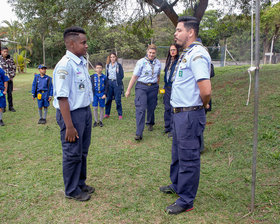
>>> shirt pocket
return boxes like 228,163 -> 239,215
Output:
74,74 -> 86,92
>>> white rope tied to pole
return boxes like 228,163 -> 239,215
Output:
246,66 -> 256,106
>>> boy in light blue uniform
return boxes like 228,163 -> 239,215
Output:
160,16 -> 211,215
0,67 -> 9,126
31,64 -> 53,124
125,44 -> 161,140
53,26 -> 94,201
90,62 -> 108,127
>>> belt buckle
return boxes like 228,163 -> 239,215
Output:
147,83 -> 152,86
173,108 -> 180,113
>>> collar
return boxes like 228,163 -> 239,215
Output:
144,56 -> 156,64
66,50 -> 87,65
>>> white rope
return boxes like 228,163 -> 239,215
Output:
246,67 -> 256,106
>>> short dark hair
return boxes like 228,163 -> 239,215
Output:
178,16 -> 199,36
63,26 -> 86,40
1,46 -> 8,51
95,62 -> 103,68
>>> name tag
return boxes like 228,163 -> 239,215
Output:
79,82 -> 85,91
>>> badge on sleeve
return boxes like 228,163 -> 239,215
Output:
179,71 -> 183,77
183,58 -> 187,63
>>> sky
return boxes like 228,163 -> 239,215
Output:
0,0 -> 17,25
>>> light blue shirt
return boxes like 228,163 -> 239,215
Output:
108,63 -> 117,80
53,50 -> 93,111
133,57 -> 161,83
171,45 -> 211,107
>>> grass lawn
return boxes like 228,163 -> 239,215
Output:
0,64 -> 279,223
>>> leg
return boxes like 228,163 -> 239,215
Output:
114,85 -> 122,116
99,107 -> 104,122
93,107 -> 98,123
163,87 -> 172,132
170,118 -> 179,191
146,85 -> 159,126
135,86 -> 147,137
7,80 -> 14,110
105,82 -> 113,116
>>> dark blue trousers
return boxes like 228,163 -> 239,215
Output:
135,82 -> 159,137
163,86 -> 173,133
105,80 -> 122,116
56,106 -> 92,197
170,108 -> 206,208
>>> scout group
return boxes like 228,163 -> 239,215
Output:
0,16 -> 212,215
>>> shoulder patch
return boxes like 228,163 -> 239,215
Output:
57,70 -> 68,75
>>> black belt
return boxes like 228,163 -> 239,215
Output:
165,86 -> 172,89
173,106 -> 204,114
38,90 -> 46,93
109,79 -> 116,81
138,81 -> 157,86
97,91 -> 102,93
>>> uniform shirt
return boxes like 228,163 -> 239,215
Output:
0,67 -> 9,90
133,57 -> 161,83
91,73 -> 106,93
31,74 -> 53,97
0,55 -> 16,79
171,45 -> 211,108
108,63 -> 117,80
53,50 -> 93,111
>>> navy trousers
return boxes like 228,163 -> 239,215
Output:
170,108 -> 206,208
56,106 -> 92,197
134,82 -> 159,137
105,80 -> 122,116
163,86 -> 173,133
6,80 -> 13,109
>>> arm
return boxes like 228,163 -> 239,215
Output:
31,75 -> 37,99
197,79 -> 211,108
48,78 -> 53,101
58,97 -> 79,142
125,75 -> 138,98
3,81 -> 8,95
119,63 -> 124,80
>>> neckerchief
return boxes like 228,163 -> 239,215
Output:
171,40 -> 203,82
144,56 -> 156,78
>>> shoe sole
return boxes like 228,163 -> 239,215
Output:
165,207 -> 194,215
65,194 -> 91,201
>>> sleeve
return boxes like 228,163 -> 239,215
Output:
119,63 -> 124,80
11,59 -> 16,77
191,52 -> 210,82
90,75 -> 95,96
31,75 -> 37,95
157,60 -> 161,76
133,59 -> 143,77
49,77 -> 53,97
53,65 -> 71,98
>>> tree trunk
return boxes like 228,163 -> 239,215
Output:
194,0 -> 209,23
42,34 -> 46,65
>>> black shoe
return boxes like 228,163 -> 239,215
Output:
148,125 -> 153,131
81,185 -> 95,194
9,107 -> 16,112
168,132 -> 173,138
165,202 -> 194,215
164,129 -> 170,134
99,121 -> 103,127
41,119 -> 46,124
3,108 -> 6,113
159,185 -> 176,194
93,122 -> 98,127
65,191 -> 91,201
38,118 -> 43,124
134,135 -> 142,141
0,120 -> 5,126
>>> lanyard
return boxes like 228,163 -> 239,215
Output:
171,41 -> 203,82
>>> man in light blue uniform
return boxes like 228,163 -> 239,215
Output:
53,26 -> 94,201
125,44 -> 161,140
160,16 -> 212,214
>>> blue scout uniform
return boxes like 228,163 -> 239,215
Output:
0,68 -> 9,108
133,57 -> 161,137
53,50 -> 93,197
170,42 -> 211,209
31,74 -> 53,108
163,58 -> 178,133
90,73 -> 107,108
105,62 -> 124,116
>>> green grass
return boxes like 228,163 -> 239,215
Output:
0,65 -> 279,223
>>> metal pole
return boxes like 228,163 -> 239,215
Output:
251,0 -> 260,212
251,0 -> 254,67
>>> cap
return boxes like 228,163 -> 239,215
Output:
38,64 -> 47,69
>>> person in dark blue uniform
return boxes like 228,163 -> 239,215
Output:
163,44 -> 179,137
53,26 -> 94,201
159,16 -> 212,214
104,53 -> 124,120
90,62 -> 108,127
31,64 -> 53,124
0,67 -> 9,126
125,44 -> 161,140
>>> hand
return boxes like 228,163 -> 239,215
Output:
206,104 -> 210,109
101,95 -> 106,99
125,90 -> 130,98
65,126 -> 79,142
32,97 -> 35,100
48,97 -> 52,101
3,91 -> 7,95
